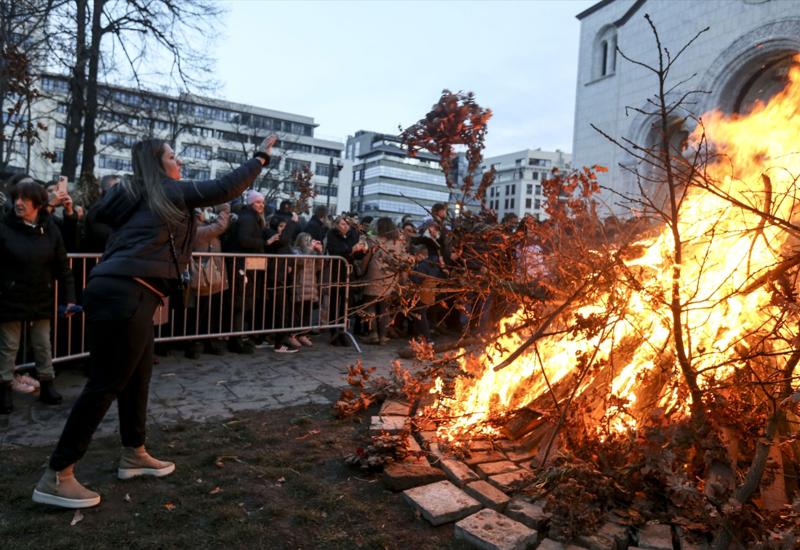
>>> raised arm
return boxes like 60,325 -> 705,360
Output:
175,135 -> 277,209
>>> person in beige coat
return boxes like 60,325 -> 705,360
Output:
362,217 -> 409,345
291,232 -> 323,347
185,203 -> 231,358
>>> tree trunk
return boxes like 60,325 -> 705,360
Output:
79,0 -> 104,186
61,0 -> 88,180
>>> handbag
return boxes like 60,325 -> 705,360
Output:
191,248 -> 229,296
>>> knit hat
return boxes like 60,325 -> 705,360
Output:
246,190 -> 264,205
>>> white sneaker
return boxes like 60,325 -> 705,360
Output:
274,345 -> 299,354
12,376 -> 36,394
118,448 -> 175,480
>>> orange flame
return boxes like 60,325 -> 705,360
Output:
430,58 -> 800,441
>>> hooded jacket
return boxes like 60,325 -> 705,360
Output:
0,207 -> 75,322
90,159 -> 263,283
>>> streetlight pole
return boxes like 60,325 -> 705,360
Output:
325,157 -> 334,211
325,156 -> 343,212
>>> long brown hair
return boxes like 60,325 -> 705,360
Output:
122,139 -> 186,225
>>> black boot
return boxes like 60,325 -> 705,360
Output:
0,381 -> 11,414
184,341 -> 203,359
39,379 -> 62,405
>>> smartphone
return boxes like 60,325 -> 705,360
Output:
55,175 -> 68,194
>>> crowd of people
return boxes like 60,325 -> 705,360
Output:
0,167 -> 550,397
0,134 -> 549,509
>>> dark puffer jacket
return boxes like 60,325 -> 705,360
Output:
0,208 -> 76,322
90,159 -> 264,282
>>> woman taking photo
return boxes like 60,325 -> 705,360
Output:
33,135 -> 276,509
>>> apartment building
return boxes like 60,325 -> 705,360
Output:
346,130 -> 448,221
21,75 -> 352,213
483,148 -> 572,220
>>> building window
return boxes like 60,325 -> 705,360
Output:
182,144 -> 212,160
593,26 -> 617,79
509,198 -> 515,209
526,184 -> 533,194
535,185 -> 542,196
314,146 -> 341,157
184,167 -> 210,180
532,172 -> 539,181
98,155 -> 133,172
55,125 -> 66,139
526,198 -> 532,209
511,184 -> 516,195
99,132 -> 136,148
285,158 -> 311,173
534,199 -> 541,209
217,148 -> 247,164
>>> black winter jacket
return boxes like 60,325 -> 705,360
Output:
325,227 -> 361,283
265,220 -> 298,284
228,206 -> 267,253
305,216 -> 327,242
0,208 -> 76,322
91,159 -> 263,282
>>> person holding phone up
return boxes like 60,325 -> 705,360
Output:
33,135 -> 277,510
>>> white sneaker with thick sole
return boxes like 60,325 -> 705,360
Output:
117,449 -> 175,480
33,468 -> 101,509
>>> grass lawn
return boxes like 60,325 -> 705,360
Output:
1,404 -> 465,550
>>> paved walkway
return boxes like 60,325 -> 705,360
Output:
0,337 -> 407,450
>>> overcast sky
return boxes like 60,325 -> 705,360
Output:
214,0 -> 596,157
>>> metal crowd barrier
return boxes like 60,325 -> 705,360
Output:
15,252 -> 357,368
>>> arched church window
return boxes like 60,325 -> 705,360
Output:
593,26 -> 618,80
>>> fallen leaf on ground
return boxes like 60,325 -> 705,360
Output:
124,493 -> 132,503
276,476 -> 286,485
209,486 -> 222,495
160,373 -> 175,377
164,502 -> 176,511
70,510 -> 84,526
295,429 -> 321,440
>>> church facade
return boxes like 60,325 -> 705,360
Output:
572,0 -> 800,216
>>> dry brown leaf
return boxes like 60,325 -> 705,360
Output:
70,510 -> 84,526
209,486 -> 222,495
164,502 -> 176,511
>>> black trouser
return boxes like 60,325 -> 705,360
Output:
50,276 -> 160,471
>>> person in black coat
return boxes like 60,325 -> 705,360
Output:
265,214 -> 299,352
0,179 -> 76,413
325,215 -> 367,345
33,135 -> 277,510
305,204 -> 329,243
224,189 -> 268,352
